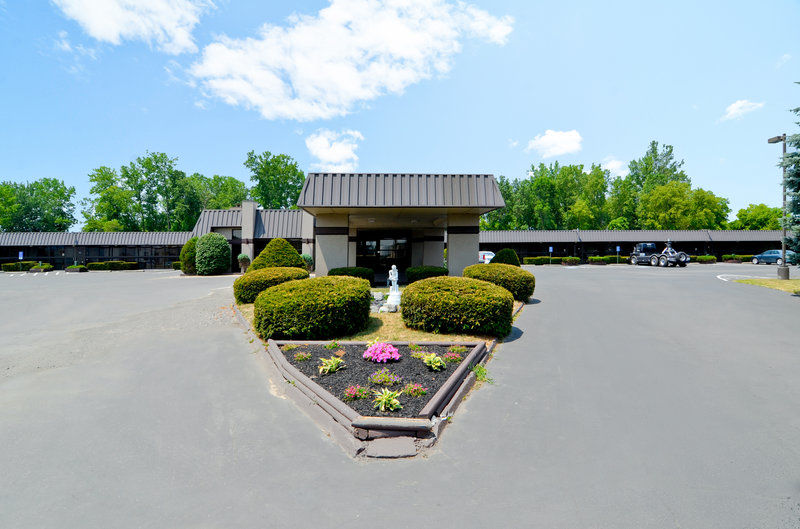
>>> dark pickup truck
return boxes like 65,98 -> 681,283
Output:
630,242 -> 689,267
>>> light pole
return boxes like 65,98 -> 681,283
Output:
767,134 -> 789,279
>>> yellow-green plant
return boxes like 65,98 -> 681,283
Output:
318,356 -> 345,375
373,388 -> 403,412
422,353 -> 446,371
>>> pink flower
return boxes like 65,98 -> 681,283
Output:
362,342 -> 401,363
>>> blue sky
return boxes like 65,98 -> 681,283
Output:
0,0 -> 798,224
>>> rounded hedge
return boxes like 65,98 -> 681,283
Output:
180,236 -> 198,275
490,248 -> 521,266
300,253 -> 313,270
254,276 -> 371,339
328,266 -> 375,284
251,238 -> 305,270
233,267 -> 309,303
401,276 -> 513,337
463,263 -> 535,302
196,233 -> 230,276
406,265 -> 448,283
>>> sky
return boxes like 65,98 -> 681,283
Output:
0,0 -> 798,226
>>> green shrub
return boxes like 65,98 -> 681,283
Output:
2,263 -> 18,272
463,263 -> 535,301
180,236 -> 198,275
523,256 -> 562,265
237,253 -> 251,264
588,256 -> 607,265
490,248 -> 520,266
722,254 -> 753,262
562,256 -> 580,265
251,238 -> 305,270
695,255 -> 716,263
601,255 -> 626,264
29,264 -> 54,272
401,276 -> 513,337
254,276 -> 371,339
300,253 -> 313,270
67,265 -> 88,272
196,233 -> 230,275
328,266 -> 375,284
233,267 -> 309,303
406,265 -> 448,283
86,262 -> 107,271
172,261 -> 182,270
85,261 -> 137,271
2,261 -> 38,271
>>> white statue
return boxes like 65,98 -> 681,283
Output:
386,265 -> 401,306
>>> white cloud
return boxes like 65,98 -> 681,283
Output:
508,139 -> 519,149
190,0 -> 513,121
52,0 -> 213,55
524,130 -> 582,158
306,129 -> 364,172
776,53 -> 791,69
720,99 -> 764,121
53,29 -> 98,74
601,156 -> 629,177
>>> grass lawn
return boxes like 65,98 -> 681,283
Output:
734,278 -> 800,294
237,300 -> 523,346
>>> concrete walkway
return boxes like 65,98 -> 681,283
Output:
1,265 -> 799,528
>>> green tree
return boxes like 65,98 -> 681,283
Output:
480,175 -> 518,229
628,141 -> 691,193
781,86 -> 800,252
728,203 -> 782,230
638,182 -> 728,230
245,151 -> 304,209
0,179 -> 76,231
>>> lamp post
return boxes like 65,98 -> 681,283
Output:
73,235 -> 79,267
767,134 -> 789,279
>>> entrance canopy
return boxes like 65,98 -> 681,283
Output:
297,173 -> 505,277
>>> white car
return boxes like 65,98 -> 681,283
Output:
478,251 -> 495,264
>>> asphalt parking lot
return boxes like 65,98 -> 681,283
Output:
1,264 -> 799,528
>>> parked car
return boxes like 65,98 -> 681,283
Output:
629,242 -> 689,267
751,249 -> 797,265
478,251 -> 495,264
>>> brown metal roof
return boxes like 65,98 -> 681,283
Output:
0,231 -> 192,246
479,229 -> 783,244
254,209 -> 303,239
191,208 -> 242,236
297,173 -> 505,212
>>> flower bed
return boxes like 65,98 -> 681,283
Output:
277,341 -> 478,419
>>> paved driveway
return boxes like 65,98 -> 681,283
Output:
1,265 -> 799,528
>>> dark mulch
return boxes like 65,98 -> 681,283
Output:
279,343 -> 469,418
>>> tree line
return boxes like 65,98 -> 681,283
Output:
0,141 -> 786,233
482,141 -> 782,232
0,150 -> 305,232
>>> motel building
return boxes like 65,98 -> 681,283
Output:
0,173 -> 783,277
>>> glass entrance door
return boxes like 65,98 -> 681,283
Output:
356,231 -> 411,276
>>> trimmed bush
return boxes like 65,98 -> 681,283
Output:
463,263 -> 535,302
588,256 -> 607,265
406,265 -> 448,283
67,265 -> 88,272
722,254 -> 754,262
523,256 -> 563,265
172,261 -> 182,270
300,253 -> 313,271
328,266 -> 375,284
85,261 -> 137,271
490,248 -> 520,266
196,233 -> 230,275
401,276 -> 513,337
234,267 -> 309,303
561,256 -> 580,265
29,264 -> 54,272
254,276 -> 371,339
2,261 -> 38,271
180,236 -> 198,275
251,238 -> 305,270
601,255 -> 626,264
695,255 -> 716,263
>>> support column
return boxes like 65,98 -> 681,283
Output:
422,229 -> 445,267
301,211 -> 315,261
314,214 -> 349,276
241,200 -> 257,260
348,227 -> 357,267
446,214 -> 479,276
